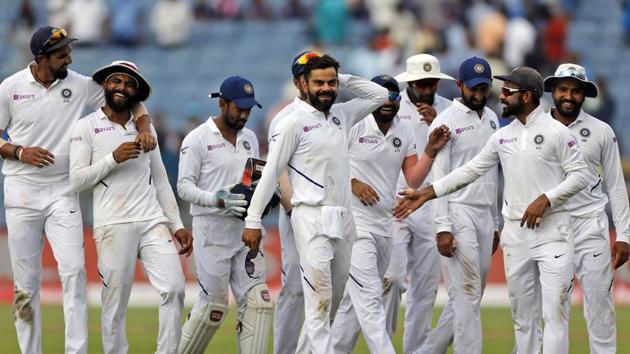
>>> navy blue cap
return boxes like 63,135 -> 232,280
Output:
291,51 -> 320,78
371,74 -> 400,93
459,57 -> 492,88
210,76 -> 262,109
30,26 -> 76,56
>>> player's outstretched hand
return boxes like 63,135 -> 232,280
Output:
418,103 -> 437,125
425,125 -> 451,158
113,142 -> 141,163
520,194 -> 550,229
393,186 -> 436,219
492,230 -> 501,255
242,228 -> 262,251
436,232 -> 456,257
351,178 -> 380,206
611,241 -> 630,269
136,132 -> 157,153
173,228 -> 193,257
19,146 -> 55,168
214,185 -> 248,217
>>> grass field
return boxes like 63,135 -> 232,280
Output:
0,305 -> 628,353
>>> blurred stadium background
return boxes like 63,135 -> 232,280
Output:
1,0 -> 630,352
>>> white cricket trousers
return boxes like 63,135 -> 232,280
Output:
94,219 -> 185,354
382,202 -> 440,354
415,204 -> 495,354
291,205 -> 355,354
570,212 -> 615,354
4,176 -> 87,354
331,231 -> 395,354
273,206 -> 303,354
501,213 -> 574,354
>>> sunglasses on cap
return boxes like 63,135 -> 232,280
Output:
388,91 -> 401,102
295,52 -> 320,65
501,86 -> 529,97
245,249 -> 264,279
555,69 -> 586,81
38,28 -> 67,54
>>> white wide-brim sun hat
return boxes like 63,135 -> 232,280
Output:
395,54 -> 455,83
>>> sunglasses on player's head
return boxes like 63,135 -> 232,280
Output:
501,86 -> 530,97
295,52 -> 320,65
38,28 -> 68,54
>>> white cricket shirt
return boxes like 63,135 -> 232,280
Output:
430,99 -> 500,234
178,117 -> 259,217
396,90 -> 451,191
69,109 -> 184,233
555,109 -> 630,243
245,74 -> 389,229
433,105 -> 591,228
0,65 -> 104,182
349,115 -> 416,236
268,97 -> 300,142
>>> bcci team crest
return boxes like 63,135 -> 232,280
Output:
393,137 -> 402,148
474,64 -> 485,73
490,121 -> 497,130
61,88 -> 72,99
244,83 -> 254,94
243,141 -> 251,150
423,63 -> 432,72
534,134 -> 544,145
580,128 -> 590,138
381,75 -> 392,81
332,116 -> 341,126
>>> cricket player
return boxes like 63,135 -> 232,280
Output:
271,50 -> 319,354
416,57 -> 500,354
383,54 -> 454,352
544,64 -> 630,354
331,75 -> 450,354
394,67 -> 592,354
242,55 -> 389,353
177,76 -> 272,354
0,27 -> 155,354
68,61 -> 192,354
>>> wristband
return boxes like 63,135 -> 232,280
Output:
18,148 -> 23,161
13,145 -> 22,160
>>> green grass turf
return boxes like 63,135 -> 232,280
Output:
0,305 -> 628,353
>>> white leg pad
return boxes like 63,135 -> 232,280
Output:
237,283 -> 273,354
178,302 -> 228,354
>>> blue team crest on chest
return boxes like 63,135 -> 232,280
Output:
332,116 -> 341,128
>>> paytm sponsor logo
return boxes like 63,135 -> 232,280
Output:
13,94 -> 35,101
358,137 -> 378,144
94,126 -> 115,134
303,123 -> 322,133
455,125 -> 474,135
499,138 -> 518,145
207,142 -> 227,151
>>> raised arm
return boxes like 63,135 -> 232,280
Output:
336,74 -> 389,127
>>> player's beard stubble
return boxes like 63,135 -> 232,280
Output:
501,96 -> 526,118
308,88 -> 337,113
553,96 -> 583,119
105,88 -> 136,113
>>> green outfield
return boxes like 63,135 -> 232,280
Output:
0,305 -> 628,353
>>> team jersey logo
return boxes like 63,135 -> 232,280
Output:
580,128 -> 590,138
455,125 -> 474,135
243,140 -> 251,150
423,63 -> 432,72
490,121 -> 497,130
474,64 -> 485,73
303,123 -> 322,132
534,134 -> 544,145
13,94 -> 35,101
392,137 -> 402,147
61,88 -> 72,99
332,116 -> 341,126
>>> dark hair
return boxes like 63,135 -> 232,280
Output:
302,55 -> 340,81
